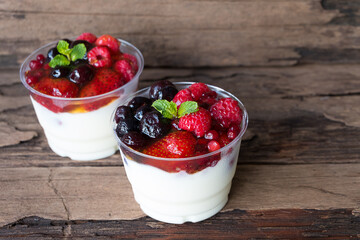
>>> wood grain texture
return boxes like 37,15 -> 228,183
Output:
1,0 -> 360,67
1,209 -> 359,239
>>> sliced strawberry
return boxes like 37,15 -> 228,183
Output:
87,46 -> 112,68
95,34 -> 120,54
172,88 -> 194,108
114,59 -> 135,83
178,107 -> 212,137
33,77 -> 79,112
79,68 -> 125,111
76,32 -> 97,44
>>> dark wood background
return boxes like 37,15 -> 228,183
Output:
1,0 -> 360,239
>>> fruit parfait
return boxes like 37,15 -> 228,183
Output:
20,33 -> 144,160
112,80 -> 248,224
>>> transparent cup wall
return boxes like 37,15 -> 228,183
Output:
20,39 -> 144,161
113,82 -> 248,224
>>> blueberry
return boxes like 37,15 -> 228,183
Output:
115,106 -> 133,123
121,132 -> 147,148
128,97 -> 152,110
46,47 -> 59,62
116,118 -> 136,137
51,66 -> 70,79
140,111 -> 171,138
134,104 -> 153,121
69,65 -> 94,85
149,80 -> 176,100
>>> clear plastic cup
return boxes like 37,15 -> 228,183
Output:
112,82 -> 248,224
20,39 -> 144,161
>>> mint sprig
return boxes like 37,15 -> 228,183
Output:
49,40 -> 87,68
152,100 -> 199,119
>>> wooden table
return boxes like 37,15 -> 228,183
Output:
1,0 -> 360,238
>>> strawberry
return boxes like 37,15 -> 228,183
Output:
76,32 -> 97,44
178,107 -> 212,137
95,34 -> 120,54
33,77 -> 79,112
172,88 -> 194,108
189,82 -> 210,101
79,68 -> 125,111
210,98 -> 243,128
143,131 -> 196,158
87,46 -> 112,68
114,59 -> 134,83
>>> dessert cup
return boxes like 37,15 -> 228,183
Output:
20,39 -> 144,161
112,82 -> 248,224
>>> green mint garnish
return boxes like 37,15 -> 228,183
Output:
152,100 -> 199,119
70,43 -> 86,62
178,101 -> 199,118
49,40 -> 87,68
48,54 -> 70,68
152,100 -> 177,119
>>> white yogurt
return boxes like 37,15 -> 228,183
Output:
121,141 -> 241,224
31,97 -> 121,161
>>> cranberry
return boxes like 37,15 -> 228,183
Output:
204,130 -> 219,140
25,75 -> 38,86
29,60 -> 42,70
227,124 -> 241,140
36,54 -> 45,65
208,140 -> 221,152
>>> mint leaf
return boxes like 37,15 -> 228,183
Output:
178,101 -> 199,118
57,40 -> 71,56
152,100 -> 177,119
49,54 -> 70,68
70,43 -> 86,62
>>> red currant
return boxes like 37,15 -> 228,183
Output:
204,130 -> 219,140
29,60 -> 42,70
208,140 -> 221,152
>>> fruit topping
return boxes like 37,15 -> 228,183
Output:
149,80 -> 178,101
134,104 -> 153,121
76,32 -> 97,44
34,77 -> 78,98
36,54 -> 45,65
95,34 -> 120,54
172,88 -> 194,108
140,111 -> 171,138
204,130 -> 219,140
227,123 -> 241,140
188,82 -> 211,101
128,97 -> 152,110
207,140 -> 221,152
87,46 -> 112,68
114,106 -> 133,123
68,65 -> 94,85
29,60 -> 42,70
47,47 -> 59,62
51,66 -> 70,79
116,118 -> 136,137
178,107 -> 211,137
121,132 -> 147,149
210,98 -> 243,128
143,131 -> 196,158
114,59 -> 135,83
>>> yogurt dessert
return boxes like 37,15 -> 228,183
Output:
113,81 -> 248,223
20,33 -> 144,160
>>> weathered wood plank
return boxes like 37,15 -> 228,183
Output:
0,164 -> 359,227
1,209 -> 359,239
1,0 -> 360,67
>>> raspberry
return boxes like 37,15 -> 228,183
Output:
87,46 -> 112,68
210,98 -> 242,128
123,53 -> 138,72
189,82 -> 210,101
76,32 -> 97,44
95,34 -> 120,54
172,88 -> 194,108
178,107 -> 212,137
114,59 -> 134,83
